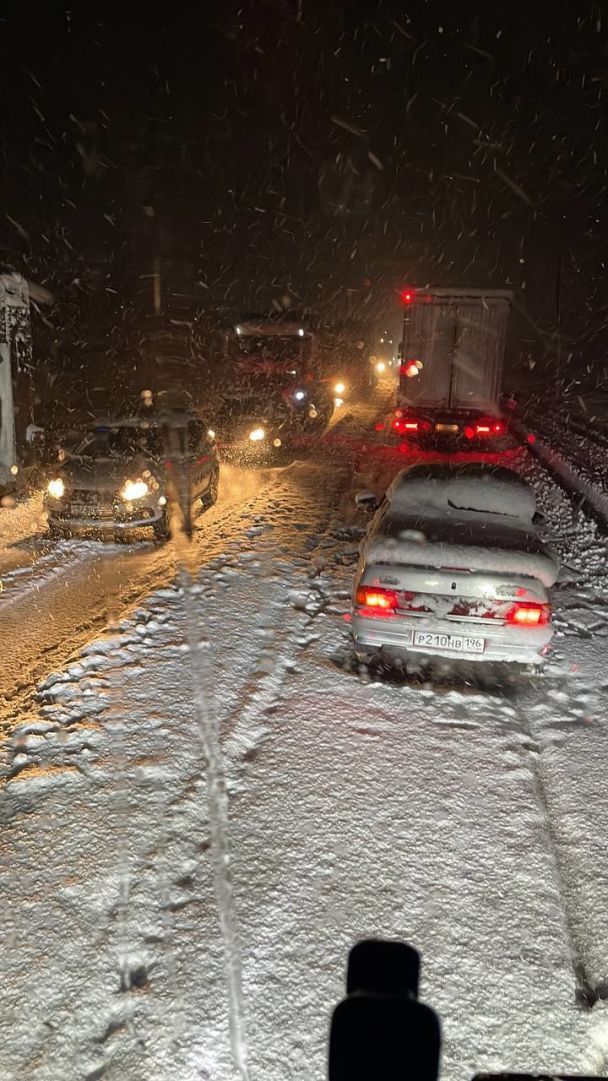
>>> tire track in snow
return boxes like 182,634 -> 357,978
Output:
0,463 -> 359,1078
0,468 -> 282,741
509,443 -> 608,1006
507,689 -> 607,1008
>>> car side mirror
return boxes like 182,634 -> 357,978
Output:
355,491 -> 379,512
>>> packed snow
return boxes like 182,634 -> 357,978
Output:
1,423 -> 608,1081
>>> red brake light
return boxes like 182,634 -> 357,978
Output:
507,602 -> 551,626
493,421 -> 505,435
400,288 -> 415,304
356,586 -> 398,614
401,361 -> 420,378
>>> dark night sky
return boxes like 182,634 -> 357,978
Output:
1,1 -> 607,388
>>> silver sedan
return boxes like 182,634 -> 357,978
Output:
351,463 -> 558,668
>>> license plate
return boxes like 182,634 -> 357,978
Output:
413,631 -> 485,654
69,502 -> 98,517
435,423 -> 460,433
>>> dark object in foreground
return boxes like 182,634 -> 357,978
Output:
328,940 -> 603,1081
329,940 -> 440,1081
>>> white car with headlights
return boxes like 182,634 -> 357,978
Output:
44,414 -> 219,541
352,463 -> 559,668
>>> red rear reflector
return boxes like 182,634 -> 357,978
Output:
375,421 -> 385,430
527,433 -> 536,444
356,586 -> 398,613
507,602 -> 550,626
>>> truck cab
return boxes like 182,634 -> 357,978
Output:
214,315 -> 334,455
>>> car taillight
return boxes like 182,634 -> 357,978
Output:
507,602 -> 551,626
355,586 -> 398,614
404,421 -> 419,431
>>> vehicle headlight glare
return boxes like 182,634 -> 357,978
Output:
334,381 -> 346,395
47,478 -> 65,499
294,390 -> 305,401
121,478 -> 149,501
376,361 -> 386,373
249,427 -> 265,442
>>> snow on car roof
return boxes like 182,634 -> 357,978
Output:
371,465 -> 558,585
386,463 -> 537,522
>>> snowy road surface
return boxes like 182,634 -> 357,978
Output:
1,403 -> 608,1080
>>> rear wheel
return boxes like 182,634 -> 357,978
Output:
354,646 -> 376,664
201,468 -> 219,510
153,511 -> 170,542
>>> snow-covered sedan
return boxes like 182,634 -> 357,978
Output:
44,414 -> 219,541
351,463 -> 559,668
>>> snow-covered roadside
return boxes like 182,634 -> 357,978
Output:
511,416 -> 608,530
2,442 -> 608,1081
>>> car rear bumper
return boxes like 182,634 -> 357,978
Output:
351,613 -> 553,665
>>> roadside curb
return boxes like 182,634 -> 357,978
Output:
511,417 -> 608,533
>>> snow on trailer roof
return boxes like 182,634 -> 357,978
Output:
234,322 -> 309,337
414,287 -> 513,302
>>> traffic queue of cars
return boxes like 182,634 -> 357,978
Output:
40,287 -> 558,671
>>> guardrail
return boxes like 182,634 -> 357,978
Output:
510,417 -> 608,533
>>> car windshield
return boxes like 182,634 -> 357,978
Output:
74,424 -> 165,460
233,335 -> 310,362
2,9 -> 608,1081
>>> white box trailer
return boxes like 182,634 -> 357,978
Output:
397,288 -> 512,430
